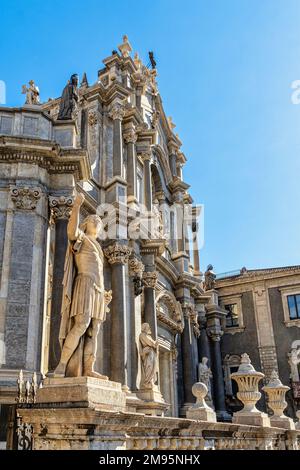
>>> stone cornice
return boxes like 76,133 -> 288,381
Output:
216,266 -> 300,288
156,257 -> 179,285
0,136 -> 91,180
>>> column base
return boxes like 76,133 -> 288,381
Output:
270,416 -> 295,430
37,376 -> 126,412
136,387 -> 169,416
232,410 -> 270,427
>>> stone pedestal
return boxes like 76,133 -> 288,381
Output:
186,382 -> 216,423
53,120 -> 77,148
232,411 -> 270,427
37,377 -> 126,412
270,415 -> 295,430
136,387 -> 168,416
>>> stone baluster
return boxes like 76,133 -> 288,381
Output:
104,243 -> 131,389
109,103 -> 126,178
48,195 -> 74,372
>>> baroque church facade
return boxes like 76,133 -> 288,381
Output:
0,36 -> 299,449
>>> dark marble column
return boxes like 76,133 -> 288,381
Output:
181,303 -> 198,406
142,269 -> 158,340
208,328 -> 230,421
128,257 -> 144,390
124,126 -> 137,200
142,151 -> 152,212
198,318 -> 211,364
104,243 -> 131,389
109,103 -> 125,178
48,195 -> 73,372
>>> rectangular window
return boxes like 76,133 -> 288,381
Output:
225,303 -> 239,328
287,294 -> 300,320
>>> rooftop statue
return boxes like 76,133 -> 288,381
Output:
57,74 -> 79,120
22,80 -> 40,105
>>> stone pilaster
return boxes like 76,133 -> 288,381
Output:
4,185 -> 46,372
47,195 -> 74,372
142,270 -> 158,340
104,243 -> 131,389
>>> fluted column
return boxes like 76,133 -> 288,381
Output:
48,195 -> 73,372
104,243 -> 131,389
109,103 -> 126,178
123,125 -> 138,201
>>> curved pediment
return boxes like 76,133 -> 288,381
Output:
155,290 -> 184,333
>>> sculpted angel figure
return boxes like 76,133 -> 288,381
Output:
54,193 -> 112,378
22,80 -> 40,105
139,323 -> 158,389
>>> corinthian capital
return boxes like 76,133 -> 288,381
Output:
10,186 -> 42,210
49,195 -> 74,221
104,243 -> 131,265
123,127 -> 138,144
207,326 -> 223,342
142,271 -> 158,289
128,257 -> 145,277
140,150 -> 151,162
109,103 -> 126,121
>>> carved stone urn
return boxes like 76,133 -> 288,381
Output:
262,370 -> 295,430
231,353 -> 270,426
231,353 -> 264,414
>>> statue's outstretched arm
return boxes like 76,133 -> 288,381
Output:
67,193 -> 85,241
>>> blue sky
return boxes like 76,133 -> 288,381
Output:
1,0 -> 300,274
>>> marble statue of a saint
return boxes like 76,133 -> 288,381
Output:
54,193 -> 112,378
57,74 -> 79,120
204,264 -> 216,291
22,80 -> 40,105
198,357 -> 213,401
139,323 -> 158,389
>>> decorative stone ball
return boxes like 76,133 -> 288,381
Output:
192,382 -> 208,402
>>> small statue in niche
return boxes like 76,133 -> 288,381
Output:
139,323 -> 158,389
198,357 -> 213,402
57,74 -> 79,120
22,80 -> 40,105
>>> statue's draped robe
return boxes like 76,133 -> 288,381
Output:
139,332 -> 158,389
59,229 -> 106,376
57,83 -> 78,120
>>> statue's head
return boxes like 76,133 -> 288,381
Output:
202,357 -> 208,365
80,214 -> 103,238
141,323 -> 151,335
70,74 -> 79,87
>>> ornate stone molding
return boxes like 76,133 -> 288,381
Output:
104,244 -> 131,265
49,195 -> 74,221
140,150 -> 151,162
123,128 -> 138,144
207,326 -> 223,342
156,290 -> 184,333
142,271 -> 158,289
109,103 -> 126,121
128,258 -> 145,277
88,110 -> 99,127
10,186 -> 42,210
